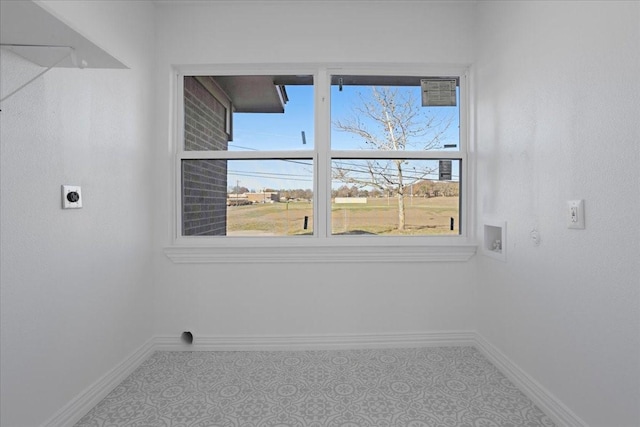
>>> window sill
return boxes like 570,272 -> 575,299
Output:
164,241 -> 477,264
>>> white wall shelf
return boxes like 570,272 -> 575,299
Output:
0,1 -> 127,69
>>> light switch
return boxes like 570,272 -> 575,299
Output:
567,199 -> 584,229
62,185 -> 82,209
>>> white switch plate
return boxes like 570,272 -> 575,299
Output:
62,185 -> 82,209
567,199 -> 584,229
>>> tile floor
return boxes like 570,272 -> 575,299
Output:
74,346 -> 555,427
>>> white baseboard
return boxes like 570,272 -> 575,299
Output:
474,333 -> 588,427
42,338 -> 156,427
154,330 -> 476,351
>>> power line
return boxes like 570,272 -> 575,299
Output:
227,171 -> 312,183
228,169 -> 310,178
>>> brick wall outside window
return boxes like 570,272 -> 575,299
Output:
182,76 -> 229,235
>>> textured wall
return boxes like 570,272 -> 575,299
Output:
184,77 -> 229,152
152,0 -> 478,338
474,1 -> 640,425
0,2 -> 156,426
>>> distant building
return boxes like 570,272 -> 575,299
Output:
246,192 -> 279,204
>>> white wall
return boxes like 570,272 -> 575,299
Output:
152,1 -> 478,339
474,2 -> 640,426
155,0 -> 475,65
0,2 -> 155,426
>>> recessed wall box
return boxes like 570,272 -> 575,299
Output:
483,220 -> 506,261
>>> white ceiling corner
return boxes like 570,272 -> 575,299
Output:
0,0 -> 127,69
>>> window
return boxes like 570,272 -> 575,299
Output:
329,75 -> 462,236
170,67 -> 474,262
180,75 -> 314,237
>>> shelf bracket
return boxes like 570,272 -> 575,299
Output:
0,44 -> 76,106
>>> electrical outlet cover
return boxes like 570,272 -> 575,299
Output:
62,185 -> 82,209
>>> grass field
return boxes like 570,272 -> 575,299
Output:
227,196 -> 459,236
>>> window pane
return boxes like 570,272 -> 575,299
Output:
330,76 -> 460,151
184,75 -> 314,151
182,159 -> 313,236
331,159 -> 460,236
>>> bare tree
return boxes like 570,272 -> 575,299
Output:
333,86 -> 452,230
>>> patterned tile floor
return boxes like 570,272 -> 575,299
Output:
74,347 -> 555,427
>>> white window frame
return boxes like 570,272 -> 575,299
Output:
165,64 -> 477,263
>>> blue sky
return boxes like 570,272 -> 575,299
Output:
230,85 -> 315,152
227,83 -> 460,192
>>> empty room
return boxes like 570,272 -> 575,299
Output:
1,1 -> 638,426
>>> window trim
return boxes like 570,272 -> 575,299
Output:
166,64 -> 477,263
